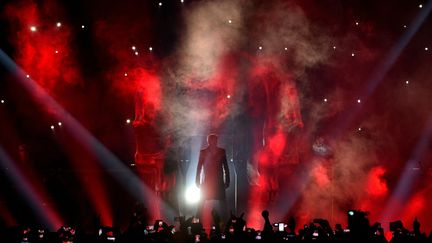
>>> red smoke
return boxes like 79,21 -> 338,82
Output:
4,0 -> 113,227
5,0 -> 80,98
246,58 -> 303,228
365,166 -> 388,197
312,163 -> 330,187
402,193 -> 425,226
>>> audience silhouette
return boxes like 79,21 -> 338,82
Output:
2,207 -> 432,243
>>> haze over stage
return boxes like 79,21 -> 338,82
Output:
0,0 -> 432,237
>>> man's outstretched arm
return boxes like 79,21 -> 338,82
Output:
196,151 -> 204,187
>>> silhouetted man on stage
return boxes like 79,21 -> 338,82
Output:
195,134 -> 230,221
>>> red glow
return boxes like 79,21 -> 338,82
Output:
5,1 -> 80,98
365,166 -> 388,197
56,136 -> 113,226
0,201 -> 17,226
246,57 -> 303,226
312,163 -> 330,187
268,130 -> 287,157
402,193 -> 425,223
5,0 -> 111,226
131,68 -> 162,121
4,0 -> 432,234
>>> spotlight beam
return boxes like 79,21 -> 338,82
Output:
0,146 -> 63,230
0,49 -> 176,221
380,113 -> 432,221
329,1 -> 432,137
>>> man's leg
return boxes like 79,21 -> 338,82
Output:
218,199 -> 229,228
196,199 -> 205,219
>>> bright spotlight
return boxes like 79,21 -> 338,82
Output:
134,51 -> 139,56
26,74 -> 30,78
81,25 -> 85,29
56,22 -> 62,27
228,19 -> 232,24
185,186 -> 200,204
348,210 -> 355,216
258,46 -> 263,50
50,125 -> 55,130
30,26 -> 37,32
227,94 -> 231,99
149,47 -> 153,51
1,100 -> 4,104
323,98 -> 328,102
126,119 -> 131,124
357,99 -> 361,103
159,2 -> 162,6
58,122 -> 62,126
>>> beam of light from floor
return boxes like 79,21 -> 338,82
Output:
0,146 -> 63,230
278,3 -> 432,225
268,158 -> 323,224
184,130 -> 208,217
329,1 -> 432,138
0,199 -> 17,226
53,135 -> 113,226
380,113 -> 432,222
0,49 -> 177,222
